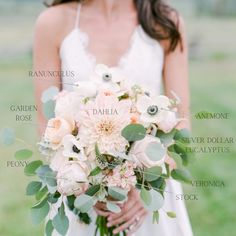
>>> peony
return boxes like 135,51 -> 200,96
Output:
62,134 -> 87,161
57,161 -> 88,196
136,95 -> 171,125
44,117 -> 73,148
130,135 -> 166,168
157,110 -> 178,133
77,91 -> 131,156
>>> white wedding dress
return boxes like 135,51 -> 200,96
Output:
52,4 -> 193,236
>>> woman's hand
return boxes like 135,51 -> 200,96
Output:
94,188 -> 148,235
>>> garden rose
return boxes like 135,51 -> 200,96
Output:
44,117 -> 73,145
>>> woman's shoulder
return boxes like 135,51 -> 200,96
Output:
34,2 -> 78,42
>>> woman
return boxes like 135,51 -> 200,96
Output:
34,0 -> 193,235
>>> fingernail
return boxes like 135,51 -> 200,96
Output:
108,216 -> 112,221
107,223 -> 111,227
113,230 -> 118,234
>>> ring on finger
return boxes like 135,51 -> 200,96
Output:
126,217 -> 139,232
135,216 -> 140,224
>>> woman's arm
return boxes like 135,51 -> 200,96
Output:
33,9 -> 62,135
163,16 -> 190,129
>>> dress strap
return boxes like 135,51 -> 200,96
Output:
74,3 -> 81,28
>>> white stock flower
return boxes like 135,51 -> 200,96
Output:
62,134 -> 87,161
57,161 -> 88,196
136,95 -> 171,125
130,135 -> 166,168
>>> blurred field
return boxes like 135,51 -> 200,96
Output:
0,1 -> 236,236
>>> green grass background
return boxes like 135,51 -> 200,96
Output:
0,1 -> 236,236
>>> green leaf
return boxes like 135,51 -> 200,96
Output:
45,220 -> 54,236
78,212 -> 92,225
171,168 -> 192,184
173,142 -> 189,166
121,124 -> 146,141
74,194 -> 95,213
48,193 -> 60,204
174,128 -> 191,142
140,187 -> 151,206
145,142 -> 166,162
31,200 -> 50,225
149,177 -> 165,190
41,86 -> 59,103
26,181 -> 42,196
86,185 -> 100,196
89,166 -> 102,177
106,202 -> 121,213
152,211 -> 159,224
35,186 -> 48,201
108,187 -> 128,201
15,149 -> 33,160
167,211 -> 177,218
59,202 -> 65,215
144,166 -> 162,182
141,189 -> 164,211
95,143 -> 101,157
66,195 -> 76,210
0,127 -> 15,145
43,100 -> 55,119
32,196 -> 48,209
24,160 -> 43,176
36,165 -> 57,187
156,129 -> 177,146
52,204 -> 69,236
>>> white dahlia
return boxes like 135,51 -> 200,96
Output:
77,91 -> 131,156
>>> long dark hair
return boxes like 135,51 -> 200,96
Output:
44,0 -> 181,52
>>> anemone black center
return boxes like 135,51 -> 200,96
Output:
72,145 -> 80,153
147,105 -> 158,116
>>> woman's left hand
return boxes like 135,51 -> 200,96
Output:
107,187 -> 148,235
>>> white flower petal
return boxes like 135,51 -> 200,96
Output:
110,68 -> 126,83
74,81 -> 97,97
136,95 -> 152,113
153,95 -> 171,108
95,64 -> 109,76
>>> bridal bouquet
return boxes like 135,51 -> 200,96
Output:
24,65 -> 193,236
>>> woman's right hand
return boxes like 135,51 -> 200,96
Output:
94,201 -> 111,217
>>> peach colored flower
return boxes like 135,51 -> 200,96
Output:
77,91 -> 132,156
44,117 -> 73,149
